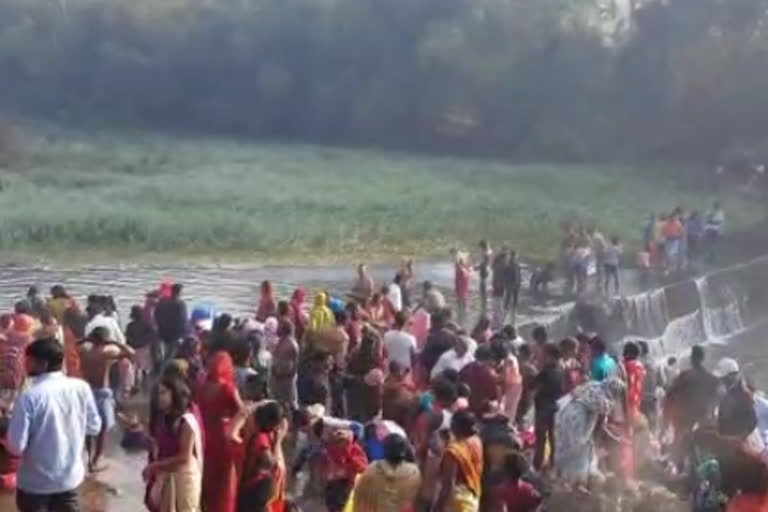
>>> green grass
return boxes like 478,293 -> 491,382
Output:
0,125 -> 763,263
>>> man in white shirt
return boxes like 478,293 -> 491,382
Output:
383,311 -> 417,371
431,334 -> 476,380
9,337 -> 101,512
386,274 -> 403,313
85,299 -> 125,345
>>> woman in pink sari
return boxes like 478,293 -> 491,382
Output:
198,351 -> 244,512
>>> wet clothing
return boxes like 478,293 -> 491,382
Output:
718,381 -> 758,440
155,298 -> 188,346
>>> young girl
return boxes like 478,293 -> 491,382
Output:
144,377 -> 204,512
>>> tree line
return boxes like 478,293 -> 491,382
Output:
2,0 -> 768,162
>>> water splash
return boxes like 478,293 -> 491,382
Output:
695,276 -> 745,341
618,288 -> 669,338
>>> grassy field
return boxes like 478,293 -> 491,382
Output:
0,125 -> 763,264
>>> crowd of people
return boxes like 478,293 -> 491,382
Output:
0,245 -> 765,512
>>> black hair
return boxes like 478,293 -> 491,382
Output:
334,310 -> 348,325
503,451 -> 529,481
88,326 -> 111,345
171,283 -> 183,297
130,305 -> 143,322
382,434 -> 412,466
518,344 -> 532,360
388,359 -> 404,375
475,345 -> 493,362
254,401 -> 283,432
623,342 -> 640,360
441,368 -> 460,383
26,337 -> 64,372
277,320 -> 295,338
501,325 -> 517,339
489,339 -> 508,362
243,373 -> 269,401
14,301 -> 30,316
432,376 -> 458,406
532,326 -> 548,344
277,300 -> 290,318
457,382 -> 471,399
559,337 -> 577,355
393,310 -> 408,329
691,345 -> 706,366
637,341 -> 650,357
158,376 -> 192,426
27,286 -> 38,297
543,343 -> 561,360
451,409 -> 477,438
230,338 -> 253,367
591,336 -> 607,355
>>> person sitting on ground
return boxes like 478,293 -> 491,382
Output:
487,452 -> 542,512
78,326 -> 135,473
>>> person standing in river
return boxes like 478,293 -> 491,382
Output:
475,240 -> 492,316
78,326 -> 135,473
351,264 -> 375,304
8,337 -> 101,512
154,284 -> 188,362
504,251 -> 522,324
491,248 -> 509,329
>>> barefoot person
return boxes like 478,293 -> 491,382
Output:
78,326 -> 135,472
8,338 -> 101,512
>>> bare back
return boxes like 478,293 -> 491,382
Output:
78,342 -> 121,388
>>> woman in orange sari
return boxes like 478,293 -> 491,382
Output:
436,410 -> 483,512
62,302 -> 87,377
199,351 -> 244,512
235,401 -> 288,512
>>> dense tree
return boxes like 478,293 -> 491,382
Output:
2,0 -> 768,161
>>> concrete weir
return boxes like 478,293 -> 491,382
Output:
516,254 -> 768,356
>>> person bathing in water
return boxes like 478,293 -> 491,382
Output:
78,326 -> 135,472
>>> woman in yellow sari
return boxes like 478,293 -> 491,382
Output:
307,292 -> 335,333
435,410 -> 483,512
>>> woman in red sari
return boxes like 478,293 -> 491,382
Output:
617,341 -> 646,482
288,288 -> 308,341
199,351 -> 244,512
236,401 -> 288,512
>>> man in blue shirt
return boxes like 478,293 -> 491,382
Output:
8,337 -> 102,512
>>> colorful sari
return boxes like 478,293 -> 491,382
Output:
199,352 -> 240,512
238,432 -> 285,512
443,436 -> 483,512
147,412 -> 204,512
352,460 -> 421,512
308,292 -> 335,333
